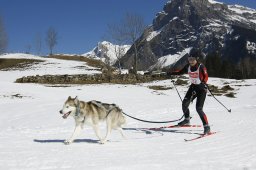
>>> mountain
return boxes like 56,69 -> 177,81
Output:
82,41 -> 130,66
119,0 -> 256,71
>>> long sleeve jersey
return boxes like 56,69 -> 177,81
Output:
171,63 -> 208,84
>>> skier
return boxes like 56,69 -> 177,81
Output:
168,49 -> 210,134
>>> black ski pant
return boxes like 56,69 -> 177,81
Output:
182,84 -> 209,126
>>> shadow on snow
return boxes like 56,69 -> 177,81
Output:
33,138 -> 99,144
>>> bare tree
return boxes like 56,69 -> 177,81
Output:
107,23 -> 128,72
100,44 -> 111,66
114,45 -> 126,73
45,27 -> 58,55
0,16 -> 8,54
239,57 -> 252,78
108,13 -> 145,74
34,33 -> 42,56
122,13 -> 145,73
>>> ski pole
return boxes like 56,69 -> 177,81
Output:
170,78 -> 185,121
206,84 -> 231,113
171,78 -> 183,102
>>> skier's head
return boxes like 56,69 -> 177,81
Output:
188,48 -> 201,66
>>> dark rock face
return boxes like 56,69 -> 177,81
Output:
119,0 -> 256,71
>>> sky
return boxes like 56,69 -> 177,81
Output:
0,0 -> 256,55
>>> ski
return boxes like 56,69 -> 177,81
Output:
184,132 -> 217,142
124,124 -> 203,133
149,124 -> 202,130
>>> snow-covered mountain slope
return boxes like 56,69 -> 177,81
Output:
0,53 -> 256,170
82,41 -> 130,66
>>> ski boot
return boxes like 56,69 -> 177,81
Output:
177,118 -> 190,126
203,125 -> 211,135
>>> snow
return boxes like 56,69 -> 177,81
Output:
228,5 -> 256,14
146,30 -> 161,42
205,19 -> 224,28
0,53 -> 100,82
169,16 -> 179,22
225,5 -> 256,26
247,41 -> 256,54
147,17 -> 179,42
156,11 -> 168,17
149,48 -> 192,70
146,17 -> 180,42
208,0 -> 223,5
1,53 -> 256,170
82,41 -> 130,66
226,14 -> 249,24
250,19 -> 256,24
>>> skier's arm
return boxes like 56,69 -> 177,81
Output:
168,64 -> 189,75
199,64 -> 209,92
199,64 -> 208,84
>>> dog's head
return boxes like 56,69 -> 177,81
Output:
59,96 -> 79,119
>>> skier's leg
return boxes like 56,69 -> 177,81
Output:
179,86 -> 194,125
182,86 -> 194,119
196,90 -> 208,126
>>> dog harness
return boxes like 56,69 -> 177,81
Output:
75,101 -> 80,117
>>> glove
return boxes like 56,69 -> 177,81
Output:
200,82 -> 208,92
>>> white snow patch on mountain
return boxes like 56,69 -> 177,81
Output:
224,5 -> 256,25
250,19 -> 256,24
226,14 -> 249,23
247,41 -> 256,54
147,30 -> 161,42
146,17 -> 180,42
208,0 -> 223,5
82,41 -> 130,66
156,11 -> 168,17
149,48 -> 192,70
228,5 -> 256,14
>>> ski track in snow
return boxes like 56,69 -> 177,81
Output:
0,54 -> 256,170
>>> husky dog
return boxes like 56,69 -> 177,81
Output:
59,96 -> 126,144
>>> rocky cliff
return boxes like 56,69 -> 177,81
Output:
119,0 -> 256,71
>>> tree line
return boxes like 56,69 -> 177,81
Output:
202,53 -> 256,79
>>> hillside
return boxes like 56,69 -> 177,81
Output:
0,53 -> 256,169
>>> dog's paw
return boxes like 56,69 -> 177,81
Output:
64,140 -> 73,145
